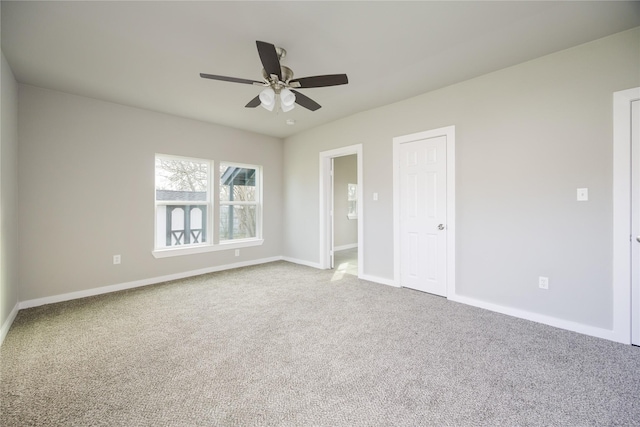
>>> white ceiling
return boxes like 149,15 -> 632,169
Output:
2,1 -> 639,138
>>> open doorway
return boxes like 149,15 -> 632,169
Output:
319,144 -> 363,278
333,155 -> 358,276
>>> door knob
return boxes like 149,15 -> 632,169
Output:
438,224 -> 445,230
637,236 -> 640,243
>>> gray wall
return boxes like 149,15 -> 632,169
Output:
283,28 -> 640,330
18,85 -> 283,301
1,51 -> 19,330
333,155 -> 357,248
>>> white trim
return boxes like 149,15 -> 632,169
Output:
393,126 -> 456,295
0,303 -> 20,346
613,87 -> 640,345
334,243 -> 358,251
152,238 -> 264,258
19,256 -> 282,310
281,256 -> 322,269
449,294 -> 623,343
281,255 -> 397,288
319,144 -> 363,276
358,274 -> 399,288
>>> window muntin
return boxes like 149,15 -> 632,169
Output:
219,163 -> 261,242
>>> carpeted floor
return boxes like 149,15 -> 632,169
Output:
1,261 -> 639,426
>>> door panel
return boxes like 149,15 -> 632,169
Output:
408,232 -> 419,278
399,135 -> 447,296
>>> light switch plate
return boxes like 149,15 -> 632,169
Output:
577,188 -> 588,201
539,276 -> 549,289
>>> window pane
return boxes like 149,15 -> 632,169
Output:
155,155 -> 210,250
220,205 -> 257,241
220,165 -> 256,202
156,158 -> 208,202
156,204 -> 207,248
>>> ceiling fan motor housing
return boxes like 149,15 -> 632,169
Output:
262,65 -> 294,86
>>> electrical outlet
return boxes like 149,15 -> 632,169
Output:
113,255 -> 121,265
577,188 -> 588,201
235,249 -> 240,257
538,276 -> 549,289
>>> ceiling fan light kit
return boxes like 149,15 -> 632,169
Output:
259,87 -> 275,111
258,86 -> 296,112
200,41 -> 349,114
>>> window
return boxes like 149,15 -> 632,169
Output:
219,163 -> 261,241
155,155 -> 211,249
347,183 -> 358,220
154,155 -> 263,257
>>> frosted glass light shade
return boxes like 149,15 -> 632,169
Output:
259,88 -> 275,110
261,100 -> 275,111
281,102 -> 295,112
280,88 -> 296,107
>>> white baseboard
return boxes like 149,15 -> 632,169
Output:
19,256 -> 283,310
5,257 -> 625,347
281,256 -> 397,289
334,243 -> 358,251
448,293 -> 625,344
281,256 -> 323,269
358,274 -> 399,288
1,302 -> 20,346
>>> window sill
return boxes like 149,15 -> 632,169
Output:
152,239 -> 264,258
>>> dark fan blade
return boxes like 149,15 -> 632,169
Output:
256,41 -> 282,81
200,73 -> 263,85
291,90 -> 321,111
245,95 -> 261,108
289,74 -> 348,88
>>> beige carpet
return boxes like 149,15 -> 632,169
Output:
2,261 -> 640,426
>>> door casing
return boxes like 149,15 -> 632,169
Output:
631,99 -> 639,345
319,144 -> 363,273
612,87 -> 640,345
393,126 -> 456,295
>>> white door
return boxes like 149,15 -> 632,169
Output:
631,99 -> 640,345
399,135 -> 447,296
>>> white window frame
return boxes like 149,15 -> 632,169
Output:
218,162 -> 263,245
152,155 -> 263,258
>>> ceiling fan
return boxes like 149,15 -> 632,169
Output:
200,41 -> 348,112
